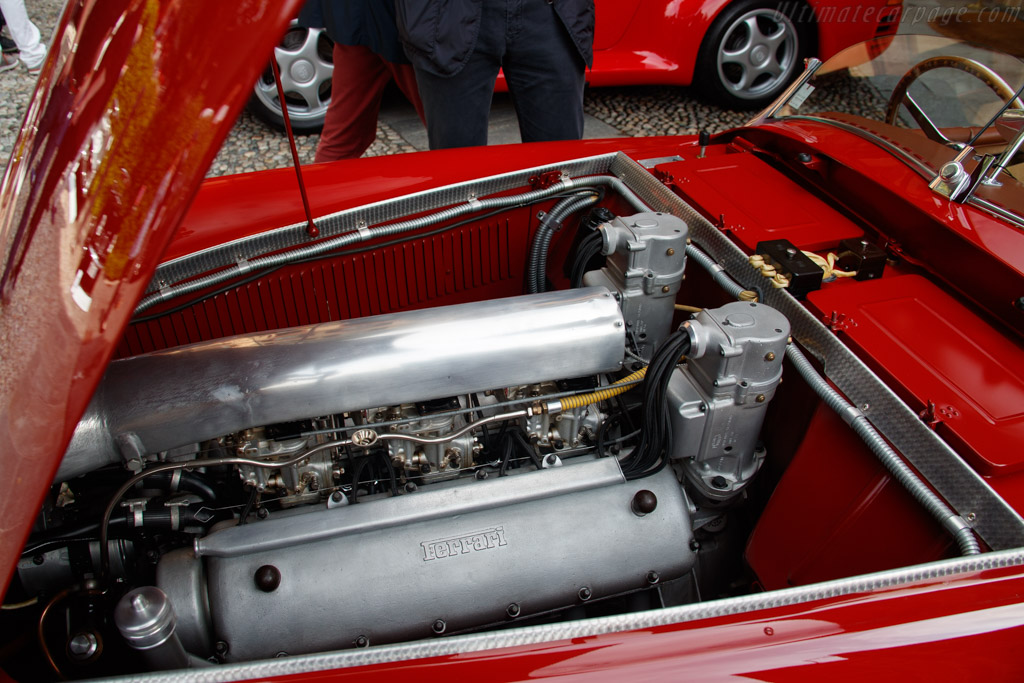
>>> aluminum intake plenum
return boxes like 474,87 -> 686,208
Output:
57,288 -> 625,480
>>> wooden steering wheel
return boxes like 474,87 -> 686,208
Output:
885,55 -> 1024,143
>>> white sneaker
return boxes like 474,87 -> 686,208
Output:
0,53 -> 18,73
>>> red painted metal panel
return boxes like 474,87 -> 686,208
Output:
0,0 -> 306,594
747,402 -> 951,590
119,215 -> 528,355
657,154 -> 864,252
806,275 -> 1024,479
163,138 -> 694,264
738,121 -> 1024,338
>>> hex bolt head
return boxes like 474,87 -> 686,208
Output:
506,603 -> 521,618
431,619 -> 446,634
662,285 -> 671,293
256,507 -> 269,519
405,482 -> 418,493
764,352 -> 776,361
67,632 -> 99,661
475,469 -> 489,480
646,571 -> 660,585
215,641 -> 230,657
254,565 -> 282,592
578,587 -> 593,601
330,491 -> 344,503
756,394 -> 766,403
631,490 -> 658,516
666,248 -> 675,256
710,476 -> 729,490
354,635 -> 369,648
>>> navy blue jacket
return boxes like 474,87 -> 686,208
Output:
395,0 -> 595,77
301,0 -> 409,64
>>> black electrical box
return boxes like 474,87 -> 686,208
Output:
836,238 -> 887,281
754,239 -> 823,299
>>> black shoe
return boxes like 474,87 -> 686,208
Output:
1,36 -> 17,54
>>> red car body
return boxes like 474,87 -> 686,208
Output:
2,1 -> 1023,682
589,0 -> 901,88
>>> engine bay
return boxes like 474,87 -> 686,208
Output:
2,149 -> 1008,679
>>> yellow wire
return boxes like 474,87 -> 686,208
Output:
558,367 -> 647,411
748,254 -> 791,288
801,251 -> 857,279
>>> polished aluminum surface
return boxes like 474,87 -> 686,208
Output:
195,454 -> 626,558
184,459 -> 694,661
610,151 -> 1024,548
115,586 -> 178,650
156,548 -> 213,657
115,586 -> 193,671
58,288 -> 625,480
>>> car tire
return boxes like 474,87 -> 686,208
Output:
248,23 -> 334,133
696,0 -> 812,109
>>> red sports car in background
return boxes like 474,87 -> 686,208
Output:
251,0 -> 903,131
5,1 -> 1024,681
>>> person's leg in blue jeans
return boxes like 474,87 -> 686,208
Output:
413,0 -> 585,150
503,0 -> 586,143
413,0 -> 504,149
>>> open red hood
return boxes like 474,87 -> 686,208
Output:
0,0 -> 304,594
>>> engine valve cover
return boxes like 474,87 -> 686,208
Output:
163,458 -> 694,660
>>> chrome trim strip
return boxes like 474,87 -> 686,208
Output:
147,153 -> 619,293
118,548 -> 1024,682
782,115 -> 937,178
969,195 -> 1024,230
611,152 -> 1024,550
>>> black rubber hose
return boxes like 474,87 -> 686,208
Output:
570,230 -> 605,288
379,450 -> 399,497
621,329 -> 691,480
527,193 -> 600,293
146,470 -> 220,504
